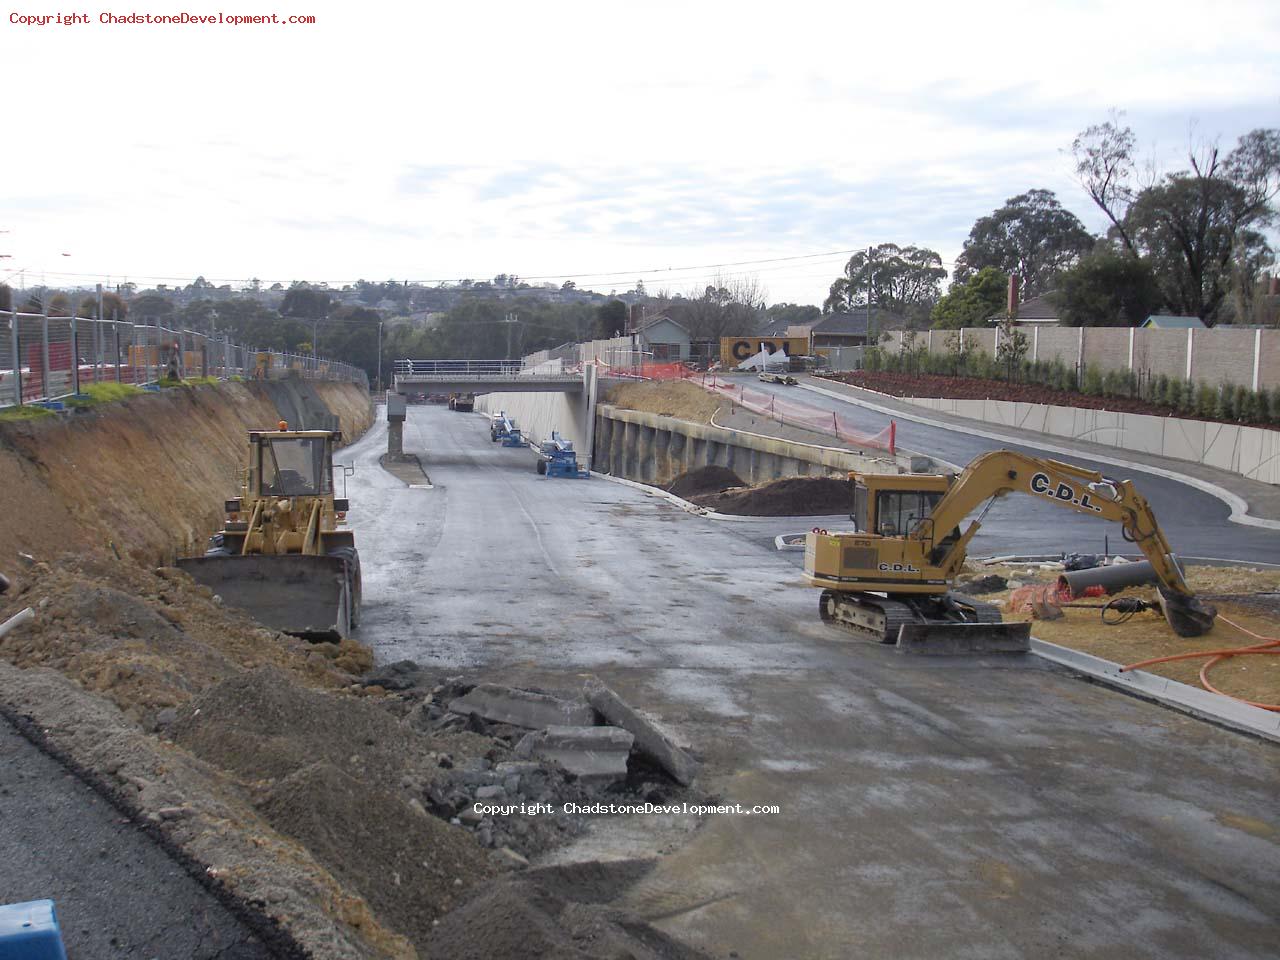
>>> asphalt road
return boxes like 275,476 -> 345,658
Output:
0,715 -> 273,960
347,404 -> 1280,960
747,377 -> 1279,564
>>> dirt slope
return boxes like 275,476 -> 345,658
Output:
0,379 -> 372,566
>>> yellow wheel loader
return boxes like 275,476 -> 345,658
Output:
178,422 -> 360,639
805,451 -> 1216,652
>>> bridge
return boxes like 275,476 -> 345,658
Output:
393,359 -> 585,395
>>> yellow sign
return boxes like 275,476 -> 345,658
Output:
720,336 -> 808,363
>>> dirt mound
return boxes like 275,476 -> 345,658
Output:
260,761 -> 493,948
0,557 -> 363,726
606,381 -> 722,424
666,465 -> 744,498
424,872 -> 711,960
169,666 -> 480,788
690,475 -> 851,516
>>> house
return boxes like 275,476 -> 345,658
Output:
632,315 -> 692,362
985,292 -> 1063,326
788,310 -> 908,351
1141,315 -> 1206,329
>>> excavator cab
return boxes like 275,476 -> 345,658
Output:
851,474 -> 948,537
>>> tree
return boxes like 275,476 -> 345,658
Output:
0,284 -> 12,311
561,280 -> 577,291
764,302 -> 821,329
1071,120 -> 1280,322
824,244 -> 946,322
280,285 -> 333,320
129,293 -> 176,322
953,190 -> 1094,298
930,267 -> 1008,329
665,274 -> 767,341
594,299 -> 627,339
1055,248 -> 1161,326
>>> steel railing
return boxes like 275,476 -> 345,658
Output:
393,359 -> 580,379
0,309 -> 368,409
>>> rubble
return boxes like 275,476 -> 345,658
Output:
515,725 -> 635,785
448,682 -> 596,729
584,677 -> 699,786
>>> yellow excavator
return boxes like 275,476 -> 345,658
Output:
178,422 -> 360,639
805,451 -> 1216,651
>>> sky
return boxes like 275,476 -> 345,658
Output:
4,0 -> 1279,305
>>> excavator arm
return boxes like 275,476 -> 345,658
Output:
917,451 -> 1214,636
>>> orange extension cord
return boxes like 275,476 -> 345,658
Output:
1121,615 -> 1280,712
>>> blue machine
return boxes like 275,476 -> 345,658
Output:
489,411 -> 524,448
536,432 -> 589,479
0,901 -> 68,960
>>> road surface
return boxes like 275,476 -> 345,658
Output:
344,404 -> 1280,960
746,377 -> 1279,564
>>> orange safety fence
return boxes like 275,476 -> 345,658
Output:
593,360 -> 896,454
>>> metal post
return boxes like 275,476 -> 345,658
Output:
10,314 -> 22,405
70,312 -> 80,396
113,310 -> 122,382
377,320 -> 383,392
96,283 -> 105,385
40,314 -> 50,400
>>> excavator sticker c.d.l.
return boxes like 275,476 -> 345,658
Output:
1029,472 -> 1104,512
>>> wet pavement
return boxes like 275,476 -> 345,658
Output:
345,403 -> 1280,960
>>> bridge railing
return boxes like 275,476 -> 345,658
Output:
393,359 -> 580,379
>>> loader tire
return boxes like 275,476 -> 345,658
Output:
327,546 -> 362,629
536,459 -> 546,475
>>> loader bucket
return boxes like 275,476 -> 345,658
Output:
895,621 -> 1032,655
176,554 -> 353,640
1157,587 -> 1217,638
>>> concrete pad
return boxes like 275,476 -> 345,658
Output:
447,683 -> 595,729
584,678 -> 699,786
516,725 -> 634,785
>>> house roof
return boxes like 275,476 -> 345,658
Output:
803,310 -> 908,337
986,292 -> 1060,323
1141,315 -> 1206,329
636,315 -> 690,336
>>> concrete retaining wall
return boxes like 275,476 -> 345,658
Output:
474,387 -> 590,453
896,395 -> 1280,485
594,404 -> 903,487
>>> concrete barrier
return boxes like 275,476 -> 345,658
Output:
595,404 -> 905,486
896,395 -> 1280,485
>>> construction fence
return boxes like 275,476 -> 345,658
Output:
877,325 -> 1280,392
0,310 -> 368,409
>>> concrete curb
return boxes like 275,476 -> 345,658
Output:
1030,638 -> 1280,744
799,381 -> 1280,531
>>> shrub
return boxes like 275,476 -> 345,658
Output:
1269,388 -> 1280,424
1196,383 -> 1217,418
1082,365 -> 1104,396
1152,374 -> 1169,405
1164,379 -> 1183,411
1213,385 -> 1234,420
1238,388 -> 1260,423
1231,386 -> 1250,422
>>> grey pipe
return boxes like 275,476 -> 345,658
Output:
1057,557 -> 1184,598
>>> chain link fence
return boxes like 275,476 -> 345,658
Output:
0,309 -> 368,409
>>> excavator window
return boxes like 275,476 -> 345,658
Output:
259,438 -> 332,497
874,490 -> 944,538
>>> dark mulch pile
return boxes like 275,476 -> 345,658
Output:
690,476 -> 851,516
666,465 -> 744,498
822,372 -> 1276,429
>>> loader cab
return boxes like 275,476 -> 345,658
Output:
850,473 -> 950,539
248,429 -> 341,499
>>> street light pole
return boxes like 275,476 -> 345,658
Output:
377,320 -> 383,390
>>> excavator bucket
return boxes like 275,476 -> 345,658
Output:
176,554 -> 354,640
895,621 -> 1032,655
1157,587 -> 1217,638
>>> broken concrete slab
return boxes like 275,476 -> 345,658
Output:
583,678 -> 699,786
516,726 -> 634,785
447,683 -> 595,729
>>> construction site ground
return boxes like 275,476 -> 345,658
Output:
347,405 -> 1278,959
2,382 -> 1278,959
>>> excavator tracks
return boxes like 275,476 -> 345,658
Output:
818,590 -> 1025,651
